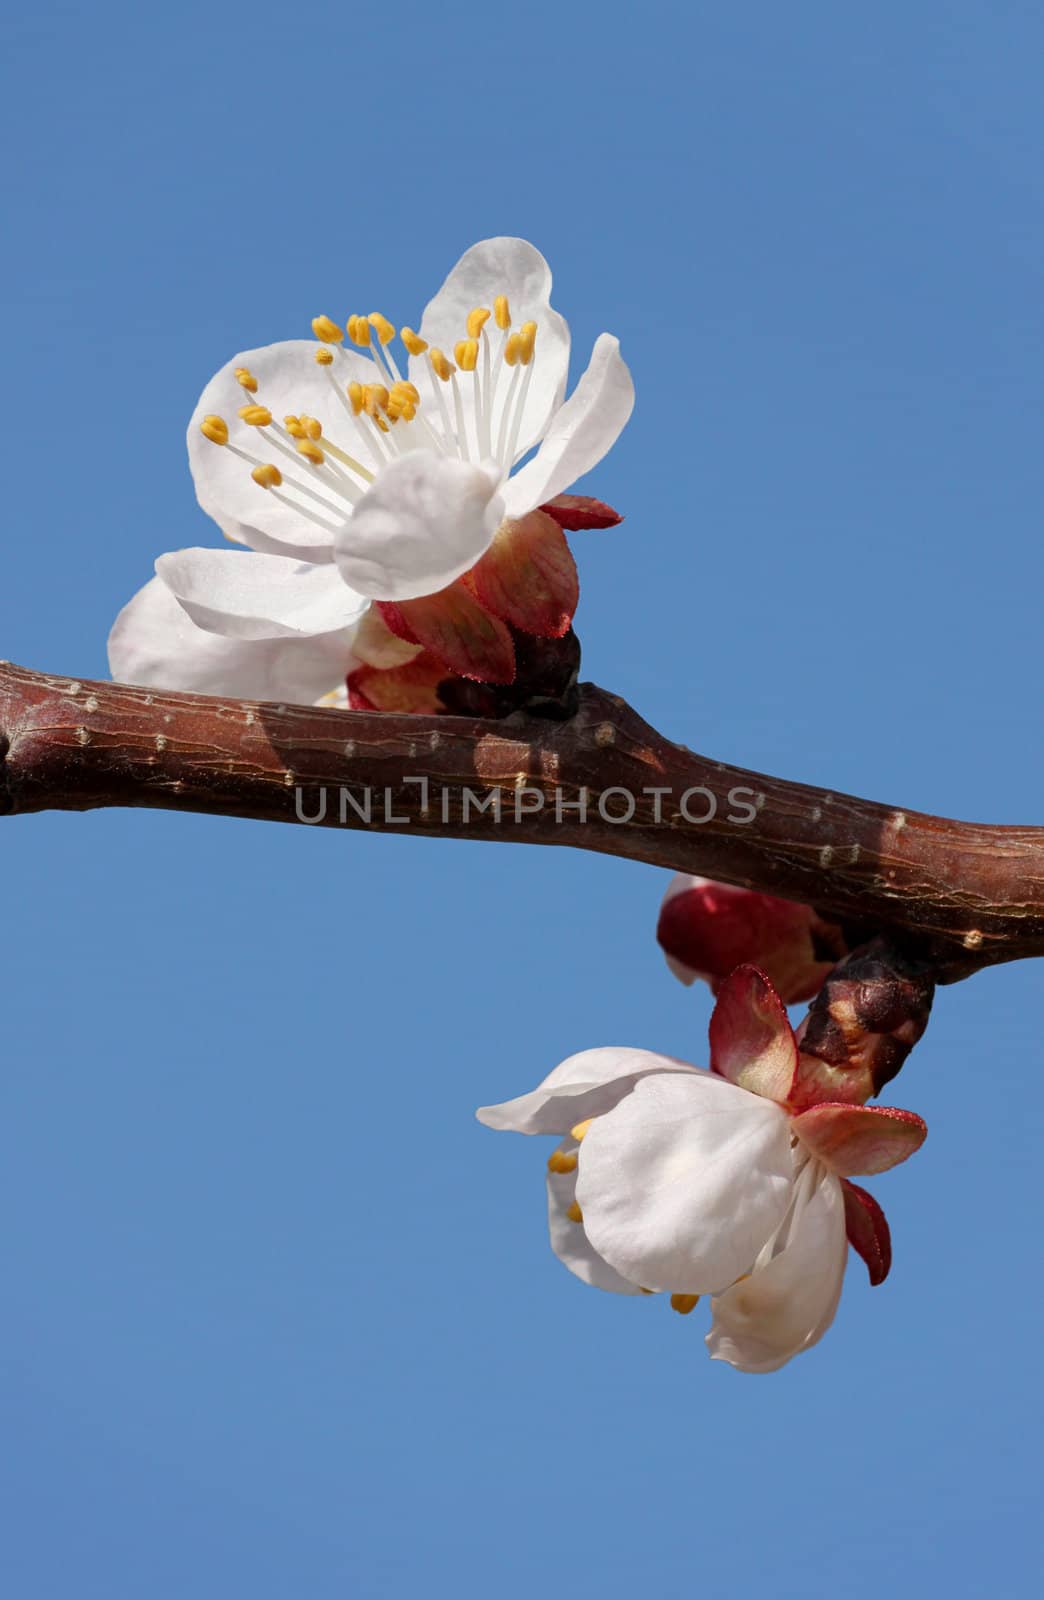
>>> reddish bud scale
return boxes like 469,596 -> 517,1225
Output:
790,939 -> 936,1111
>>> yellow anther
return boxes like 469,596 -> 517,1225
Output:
234,367 -> 258,393
347,315 -> 372,347
547,1150 -> 578,1175
429,347 -> 456,382
363,384 -> 390,418
493,295 -> 511,330
315,347 -> 334,366
311,315 -> 344,344
670,1293 -> 701,1316
368,312 -> 396,345
238,404 -> 273,427
401,326 -> 428,355
519,320 -> 537,364
347,382 -> 365,415
504,333 -> 521,367
566,1201 -> 584,1224
283,415 -> 307,439
454,338 -> 479,372
392,380 -> 420,403
200,414 -> 229,445
296,440 -> 326,466
466,306 -> 491,339
298,413 -> 323,440
386,393 -> 416,423
570,1119 -> 593,1142
374,415 -> 389,433
251,463 -> 283,489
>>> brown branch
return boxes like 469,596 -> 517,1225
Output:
2,658 -> 1042,982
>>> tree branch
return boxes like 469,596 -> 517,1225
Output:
3,659 -> 1042,981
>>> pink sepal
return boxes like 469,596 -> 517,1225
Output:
708,964 -> 798,1104
792,1103 -> 927,1176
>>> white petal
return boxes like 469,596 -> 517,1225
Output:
188,340 -> 386,559
333,452 -> 503,601
706,1166 -> 848,1373
476,1047 -> 697,1137
412,237 -> 570,463
500,335 -> 634,518
108,576 -> 354,704
575,1072 -> 793,1295
547,1146 -> 643,1296
216,509 -> 337,564
156,548 -> 369,640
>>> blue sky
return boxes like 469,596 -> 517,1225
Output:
1,3 -> 1042,1595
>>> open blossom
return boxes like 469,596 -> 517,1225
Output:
109,237 -> 632,709
477,964 -> 925,1373
657,874 -> 848,1003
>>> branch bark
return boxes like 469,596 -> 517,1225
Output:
3,659 -> 1042,981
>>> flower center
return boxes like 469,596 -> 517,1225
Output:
197,297 -> 540,532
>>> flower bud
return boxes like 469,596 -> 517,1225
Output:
657,876 -> 847,1004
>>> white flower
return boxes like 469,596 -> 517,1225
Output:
109,238 -> 633,703
477,965 -> 927,1374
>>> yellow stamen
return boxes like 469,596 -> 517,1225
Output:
401,326 -> 428,355
347,315 -> 372,347
493,295 -> 510,330
519,321 -> 537,365
570,1119 -> 593,1143
315,347 -> 334,366
670,1293 -> 700,1316
234,367 -> 258,393
429,348 -> 455,381
251,463 -> 283,489
363,384 -> 390,418
238,404 -> 272,427
298,414 -> 323,441
368,312 -> 396,345
466,306 -> 491,339
347,382 -> 365,416
387,381 -> 419,422
547,1150 -> 578,1175
312,315 -> 344,344
283,415 -> 307,439
504,333 -> 521,367
455,338 -> 479,372
296,440 -> 326,466
566,1201 -> 583,1224
200,415 -> 228,445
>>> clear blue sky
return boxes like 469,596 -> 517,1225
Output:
2,3 -> 1042,1596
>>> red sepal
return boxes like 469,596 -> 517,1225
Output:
842,1179 -> 892,1286
539,494 -> 622,531
375,583 -> 515,684
470,510 -> 578,638
347,652 -> 450,714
